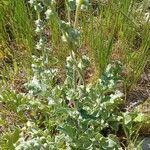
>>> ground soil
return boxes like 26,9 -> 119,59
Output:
126,62 -> 150,111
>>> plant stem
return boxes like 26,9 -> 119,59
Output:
74,0 -> 83,28
65,0 -> 71,23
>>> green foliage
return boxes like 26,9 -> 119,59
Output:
13,57 -> 124,149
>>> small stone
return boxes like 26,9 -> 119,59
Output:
141,137 -> 150,150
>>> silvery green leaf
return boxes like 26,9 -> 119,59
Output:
36,38 -> 45,50
76,0 -> 81,5
35,19 -> 43,27
81,4 -> 88,11
134,113 -> 144,122
62,34 -> 68,42
34,3 -> 43,12
59,125 -> 76,140
42,0 -> 52,5
45,9 -> 53,20
28,0 -> 36,6
110,90 -> 123,101
48,97 -> 55,105
107,138 -> 117,148
124,113 -> 132,125
35,26 -> 43,33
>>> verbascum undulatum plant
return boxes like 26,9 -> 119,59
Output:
14,1 -> 145,150
25,0 -> 58,96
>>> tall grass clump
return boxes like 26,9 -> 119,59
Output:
0,0 -> 34,72
79,0 -> 150,91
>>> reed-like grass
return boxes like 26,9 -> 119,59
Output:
0,0 -> 34,70
0,0 -> 149,91
80,0 -> 150,91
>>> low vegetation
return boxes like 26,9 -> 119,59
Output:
0,0 -> 150,149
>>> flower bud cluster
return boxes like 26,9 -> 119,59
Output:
29,0 -> 54,51
29,1 -> 44,51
